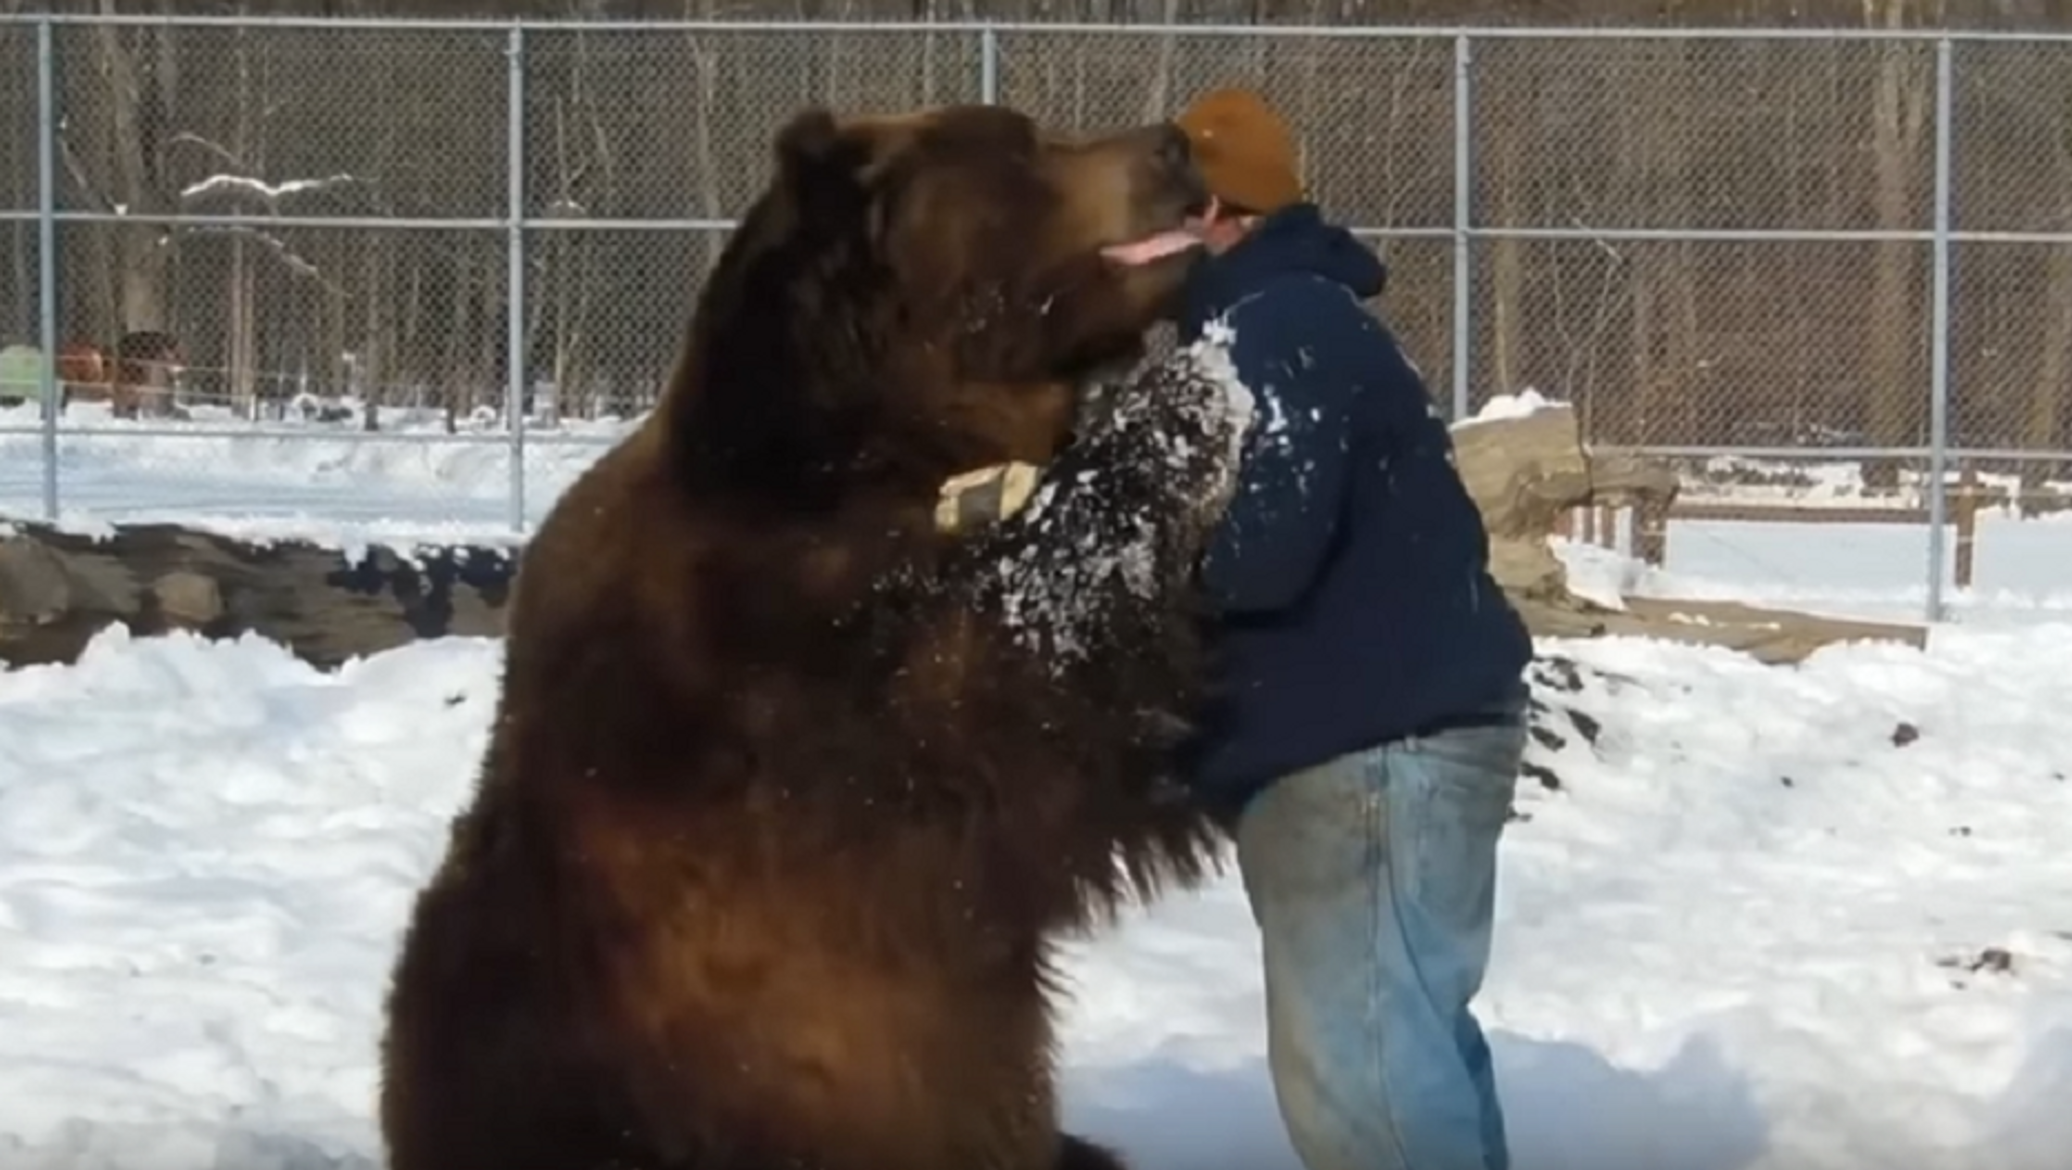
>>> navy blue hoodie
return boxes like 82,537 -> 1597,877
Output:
1175,203 -> 1533,817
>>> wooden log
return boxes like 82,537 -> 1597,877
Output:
1451,404 -> 1588,603
1510,593 -> 1927,665
1447,401 -> 1926,663
1450,401 -> 1679,603
0,519 -> 515,671
1617,597 -> 1927,662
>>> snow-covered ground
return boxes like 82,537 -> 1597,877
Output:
4,621 -> 2068,1170
2,396 -> 2070,1169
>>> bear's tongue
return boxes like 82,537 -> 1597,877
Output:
1100,227 -> 1204,267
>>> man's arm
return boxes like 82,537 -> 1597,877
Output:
1197,273 -> 1382,615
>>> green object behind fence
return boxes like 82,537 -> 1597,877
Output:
0,344 -> 49,402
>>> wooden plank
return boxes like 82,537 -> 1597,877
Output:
1618,597 -> 1928,663
1670,501 -> 1929,524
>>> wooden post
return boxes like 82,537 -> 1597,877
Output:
1636,496 -> 1670,566
1951,466 -> 1982,591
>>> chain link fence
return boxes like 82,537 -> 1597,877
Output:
1,15 -> 2068,619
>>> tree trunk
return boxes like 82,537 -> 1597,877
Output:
90,10 -> 172,335
2023,245 -> 2072,489
1862,0 -> 1932,488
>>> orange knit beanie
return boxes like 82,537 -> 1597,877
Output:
1173,87 -> 1304,215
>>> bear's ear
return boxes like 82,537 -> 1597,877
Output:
775,108 -> 892,244
774,107 -> 884,196
775,107 -> 844,173
772,107 -> 913,246
775,107 -> 930,191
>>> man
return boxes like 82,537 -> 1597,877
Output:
1169,88 -> 1536,1170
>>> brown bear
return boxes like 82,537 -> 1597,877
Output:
377,101 -> 1256,1170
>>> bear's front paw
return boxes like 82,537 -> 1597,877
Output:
1135,324 -> 1254,521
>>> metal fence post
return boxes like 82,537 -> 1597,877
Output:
979,24 -> 998,104
1450,32 -> 1474,423
506,24 -> 528,535
1925,35 -> 1954,624
36,15 -> 59,523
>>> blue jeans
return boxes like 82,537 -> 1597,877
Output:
1233,711 -> 1526,1170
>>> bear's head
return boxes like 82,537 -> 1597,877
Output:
666,103 -> 1211,508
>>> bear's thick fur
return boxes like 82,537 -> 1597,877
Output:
377,103 -> 1255,1170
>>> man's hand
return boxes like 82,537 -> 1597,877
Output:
934,461 -> 1043,534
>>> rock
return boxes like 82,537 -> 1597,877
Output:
0,538 -> 72,625
153,570 -> 224,627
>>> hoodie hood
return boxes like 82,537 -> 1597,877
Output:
1178,202 -> 1389,337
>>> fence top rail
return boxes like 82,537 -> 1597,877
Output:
3,13 -> 2072,42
